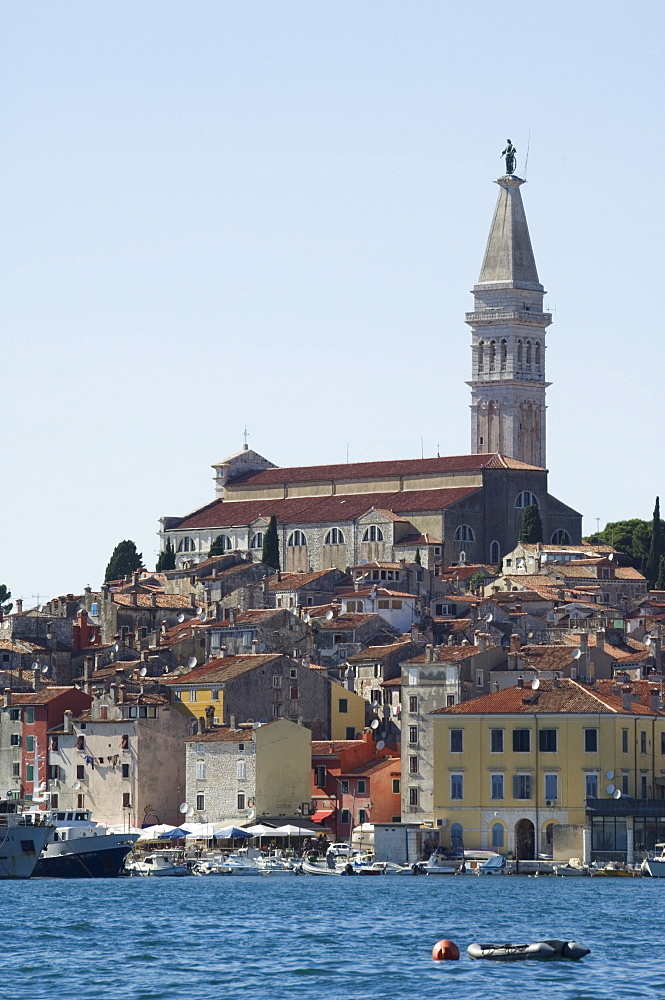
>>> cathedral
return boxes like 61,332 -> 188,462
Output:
160,167 -> 581,573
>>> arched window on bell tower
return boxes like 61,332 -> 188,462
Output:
517,339 -> 523,369
526,340 -> 532,368
477,341 -> 484,372
488,341 -> 496,372
535,341 -> 541,371
500,340 -> 507,371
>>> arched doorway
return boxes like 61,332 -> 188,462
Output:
515,818 -> 535,860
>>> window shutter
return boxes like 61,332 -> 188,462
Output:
513,775 -> 519,799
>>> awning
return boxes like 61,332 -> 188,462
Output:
311,809 -> 334,823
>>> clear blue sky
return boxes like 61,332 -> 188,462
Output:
2,0 -> 664,603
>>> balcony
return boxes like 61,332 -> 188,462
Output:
466,310 -> 552,327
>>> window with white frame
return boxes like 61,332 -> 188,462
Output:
585,772 -> 598,798
237,760 -> 246,781
454,525 -> 475,543
544,773 -> 558,801
450,773 -> 463,800
250,532 -> 264,549
513,774 -> 532,799
515,491 -> 538,509
324,527 -> 345,545
212,534 -> 232,552
196,760 -> 206,780
177,536 -> 196,552
362,525 -> 384,542
551,529 -> 571,545
491,773 -> 504,799
287,530 -> 307,547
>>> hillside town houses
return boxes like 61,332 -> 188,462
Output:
3,164 -> 665,866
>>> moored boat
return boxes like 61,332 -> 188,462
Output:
0,799 -> 53,879
641,844 -> 665,877
126,850 -> 191,876
468,940 -> 590,962
28,808 -> 139,879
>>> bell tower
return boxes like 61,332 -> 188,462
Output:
466,173 -> 551,468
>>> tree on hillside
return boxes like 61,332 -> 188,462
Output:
414,548 -> 422,565
262,515 -> 280,570
584,518 -> 657,572
0,584 -> 12,615
657,555 -> 665,592
646,497 -> 663,589
469,569 -> 486,593
519,504 -> 543,543
209,535 -> 230,558
156,538 -> 176,572
105,540 -> 143,582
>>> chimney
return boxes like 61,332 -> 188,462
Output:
345,665 -> 355,692
16,598 -> 23,614
190,594 -> 197,608
425,644 -> 433,663
229,714 -> 236,730
83,655 -> 93,695
63,709 -> 73,734
461,639 -> 470,646
510,634 -> 521,652
110,683 -> 118,704
205,705 -> 214,728
101,584 -> 110,602
115,668 -> 124,687
219,646 -> 227,659
447,635 -> 454,646
230,608 -> 237,626
411,624 -> 419,642
132,571 -> 140,587
140,649 -> 150,662
596,629 -> 606,653
251,639 -> 259,655
553,676 -> 560,688
621,685 -> 632,712
150,593 -> 157,608
491,680 -> 499,693
650,687 -> 660,713
197,716 -> 205,734
277,570 -> 281,582
470,606 -> 478,625
130,592 -> 138,607
580,632 -> 589,653
33,667 -> 40,691
4,688 -> 12,708
478,632 -> 489,654
125,633 -> 134,649
517,676 -> 524,689
117,684 -> 126,704
514,604 -> 522,614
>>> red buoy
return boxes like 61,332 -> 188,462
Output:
432,939 -> 460,961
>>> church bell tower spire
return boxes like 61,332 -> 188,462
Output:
466,167 -> 551,468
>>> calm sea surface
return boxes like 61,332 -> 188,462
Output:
2,875 -> 663,1000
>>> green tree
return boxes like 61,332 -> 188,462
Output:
469,569 -> 486,593
519,504 -> 543,543
646,497 -> 662,589
156,538 -> 176,572
262,515 -> 280,570
657,555 -> 665,591
414,548 -> 422,565
209,535 -> 230,558
0,584 -> 12,615
585,519 -> 654,572
105,540 -> 143,582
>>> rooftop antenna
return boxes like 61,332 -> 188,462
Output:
523,129 -> 531,179
346,442 -> 349,463
420,437 -> 424,459
242,425 -> 249,450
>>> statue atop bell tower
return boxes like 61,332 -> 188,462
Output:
466,157 -> 551,468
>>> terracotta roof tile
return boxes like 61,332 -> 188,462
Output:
341,757 -> 398,777
431,678 -> 662,716
268,570 -> 342,592
163,653 -> 281,685
9,687 -> 89,706
113,593 -> 193,609
185,727 -> 254,743
347,641 -> 413,663
405,645 -> 481,664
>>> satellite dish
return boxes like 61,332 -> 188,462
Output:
376,740 -> 385,751
608,553 -> 614,561
139,666 -> 148,678
73,781 -> 81,791
187,657 -> 197,669
371,701 -> 380,710
613,788 -> 622,800
644,635 -> 652,646
326,610 -> 334,621
606,770 -> 614,780
89,635 -> 96,644
606,784 -> 615,795
31,661 -> 39,671
186,806 -> 195,818
179,802 -> 189,814
247,809 -> 255,820
177,613 -> 185,623
113,643 -> 119,652
486,614 -> 493,623
199,612 -> 207,622
370,718 -> 380,730
528,632 -> 534,639
41,664 -> 49,675
258,643 -> 266,651
572,648 -> 582,660
531,677 -> 540,690
195,607 -> 203,616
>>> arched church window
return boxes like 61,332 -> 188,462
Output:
515,491 -> 538,509
490,540 -> 500,564
535,341 -> 541,369
517,340 -> 523,367
526,340 -> 532,367
324,527 -> 345,545
477,341 -> 484,371
488,341 -> 496,371
500,340 -> 507,371
362,526 -> 384,542
250,532 -> 264,549
551,529 -> 571,545
177,537 -> 196,553
458,551 -> 466,564
287,530 -> 307,547
454,525 -> 475,543
211,534 -> 232,552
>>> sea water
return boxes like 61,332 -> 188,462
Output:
2,875 -> 663,1000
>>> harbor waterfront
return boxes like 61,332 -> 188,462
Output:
2,877 -> 664,1000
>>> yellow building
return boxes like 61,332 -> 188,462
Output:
431,678 -> 665,862
329,680 -> 367,741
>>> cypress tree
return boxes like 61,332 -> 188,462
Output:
414,548 -> 422,565
0,584 -> 12,615
646,497 -> 662,589
209,535 -> 229,558
657,555 -> 665,592
156,538 -> 176,572
262,515 -> 280,570
105,540 -> 143,582
519,504 -> 543,544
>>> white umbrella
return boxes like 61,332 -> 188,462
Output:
272,824 -> 316,836
137,823 -> 180,841
184,822 -> 219,839
244,824 -> 276,836
107,824 -> 142,835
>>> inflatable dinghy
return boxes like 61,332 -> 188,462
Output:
467,939 -> 590,962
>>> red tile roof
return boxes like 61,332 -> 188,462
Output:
317,613 -> 384,630
268,570 -> 341,592
341,757 -> 399,777
431,678 -> 662,716
228,453 -> 543,486
170,487 -> 481,532
113,593 -> 193,609
185,727 -> 254,743
163,653 -> 281,685
9,687 -> 89,706
405,645 -> 481,664
347,641 -> 413,663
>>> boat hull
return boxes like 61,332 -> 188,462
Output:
642,858 -> 665,877
0,824 -> 53,879
33,840 -> 137,879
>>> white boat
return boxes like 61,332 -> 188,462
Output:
27,808 -> 139,879
126,850 -> 191,876
554,860 -> 590,877
0,799 -> 53,879
218,853 -> 263,876
642,844 -> 665,877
